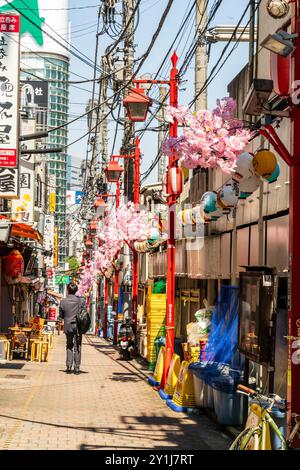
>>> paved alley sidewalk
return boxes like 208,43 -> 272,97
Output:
0,334 -> 230,450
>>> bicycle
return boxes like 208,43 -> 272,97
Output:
229,385 -> 300,450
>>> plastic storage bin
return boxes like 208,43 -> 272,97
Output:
190,367 -> 206,408
270,406 -> 286,449
189,362 -> 227,409
205,379 -> 214,410
212,376 -> 243,426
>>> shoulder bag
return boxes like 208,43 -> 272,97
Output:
76,297 -> 91,334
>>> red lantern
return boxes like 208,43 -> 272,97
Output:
270,50 -> 291,96
5,249 -> 24,283
123,87 -> 152,122
167,167 -> 183,196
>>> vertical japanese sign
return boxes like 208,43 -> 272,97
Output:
0,13 -> 20,193
53,225 -> 58,268
49,174 -> 56,213
11,118 -> 36,222
44,214 -> 54,268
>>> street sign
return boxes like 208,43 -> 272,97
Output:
75,191 -> 83,205
55,275 -> 70,285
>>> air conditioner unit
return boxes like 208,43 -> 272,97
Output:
242,79 -> 274,116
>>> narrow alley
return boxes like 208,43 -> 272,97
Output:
0,335 -> 230,450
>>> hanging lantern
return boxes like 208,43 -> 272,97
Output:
192,205 -> 205,224
105,160 -> 124,182
270,51 -> 291,96
201,192 -> 223,220
134,240 -> 150,252
217,180 -> 239,209
238,174 -> 260,198
167,167 -> 183,196
210,206 -> 223,220
147,227 -> 160,245
252,149 -> 277,179
267,162 -> 281,183
177,208 -> 199,225
199,204 -> 214,222
201,191 -> 218,213
180,161 -> 189,181
5,249 -> 24,284
94,197 -> 107,218
123,87 -> 152,122
233,152 -> 254,182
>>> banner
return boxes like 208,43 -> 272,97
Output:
53,225 -> 58,267
0,167 -> 18,198
11,119 -> 36,222
21,80 -> 49,108
44,214 -> 54,267
0,13 -> 20,170
67,190 -> 83,207
66,190 -> 75,207
49,174 -> 56,213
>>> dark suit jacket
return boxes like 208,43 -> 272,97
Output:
58,295 -> 86,334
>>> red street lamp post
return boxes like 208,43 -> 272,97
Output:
123,53 -> 180,389
97,191 -> 119,339
108,137 -> 141,341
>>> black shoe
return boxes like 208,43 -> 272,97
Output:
74,370 -> 80,375
66,368 -> 73,374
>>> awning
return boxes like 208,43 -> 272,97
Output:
0,215 -> 43,243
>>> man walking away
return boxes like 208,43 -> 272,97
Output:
58,282 -> 87,375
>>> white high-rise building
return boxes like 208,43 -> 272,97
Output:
0,0 -> 71,265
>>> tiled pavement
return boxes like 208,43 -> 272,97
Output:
0,334 -> 231,450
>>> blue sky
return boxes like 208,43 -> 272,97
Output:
68,0 -> 250,184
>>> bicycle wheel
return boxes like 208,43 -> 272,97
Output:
229,426 -> 261,450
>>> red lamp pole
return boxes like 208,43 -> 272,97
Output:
130,54 -> 179,389
110,138 -> 141,334
161,53 -> 179,390
124,53 -> 179,387
113,180 -> 121,344
103,277 -> 109,338
288,1 -> 300,445
103,210 -> 109,339
132,137 -> 141,333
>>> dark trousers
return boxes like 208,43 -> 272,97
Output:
66,326 -> 82,371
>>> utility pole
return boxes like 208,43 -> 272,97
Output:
195,0 -> 208,112
121,0 -> 136,322
158,86 -> 168,182
195,1 -> 216,303
100,56 -> 109,170
122,0 -> 136,202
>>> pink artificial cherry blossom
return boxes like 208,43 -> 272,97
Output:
78,202 -> 150,294
163,97 -> 253,173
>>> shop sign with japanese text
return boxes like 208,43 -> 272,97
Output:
11,119 -> 35,221
44,214 -> 55,268
0,13 -> 20,169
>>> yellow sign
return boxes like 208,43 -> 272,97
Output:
49,192 -> 56,213
53,226 -> 58,267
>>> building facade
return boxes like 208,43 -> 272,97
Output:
67,155 -> 83,191
6,0 -> 71,266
